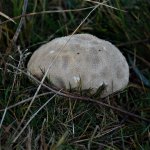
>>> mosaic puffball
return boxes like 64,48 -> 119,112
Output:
27,34 -> 129,97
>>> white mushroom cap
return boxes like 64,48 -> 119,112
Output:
27,34 -> 129,97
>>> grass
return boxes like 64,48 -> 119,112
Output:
0,0 -> 150,149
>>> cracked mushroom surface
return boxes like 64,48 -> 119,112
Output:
27,34 -> 129,97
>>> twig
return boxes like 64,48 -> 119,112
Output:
125,50 -> 150,68
85,0 -> 126,12
5,0 -> 28,55
0,92 -> 52,112
117,38 -> 150,47
12,0 -> 28,43
128,54 -> 150,87
2,0 -> 28,125
0,6 -> 95,25
7,63 -> 150,123
12,89 -> 62,143
0,0 -> 29,133
0,11 -> 16,24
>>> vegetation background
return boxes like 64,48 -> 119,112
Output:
0,0 -> 150,149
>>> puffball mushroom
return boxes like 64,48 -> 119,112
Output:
27,34 -> 129,97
